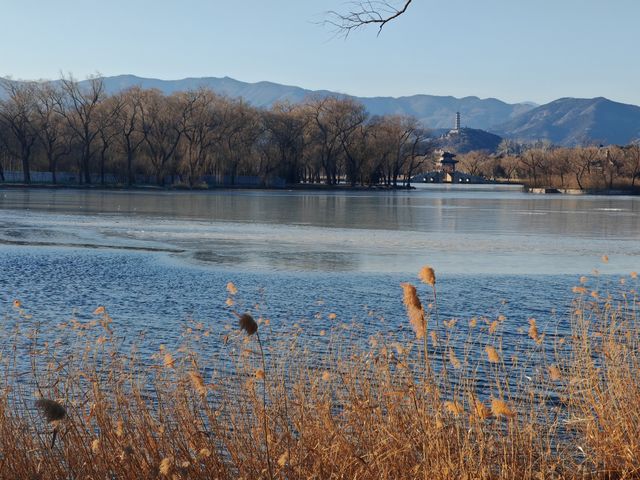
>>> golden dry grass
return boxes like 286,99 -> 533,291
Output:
0,269 -> 638,479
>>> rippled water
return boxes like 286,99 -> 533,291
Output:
0,186 -> 638,357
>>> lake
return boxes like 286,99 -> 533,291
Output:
1,185 -> 639,356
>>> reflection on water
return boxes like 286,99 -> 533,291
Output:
2,185 -> 640,235
1,187 -> 638,376
1,186 -> 638,274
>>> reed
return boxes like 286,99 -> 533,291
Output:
0,268 -> 637,479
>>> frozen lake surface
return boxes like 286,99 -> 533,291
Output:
1,185 -> 639,274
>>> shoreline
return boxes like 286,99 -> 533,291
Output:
526,186 -> 640,196
0,182 -> 416,192
1,182 -> 639,195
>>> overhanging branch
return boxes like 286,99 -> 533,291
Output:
326,0 -> 413,37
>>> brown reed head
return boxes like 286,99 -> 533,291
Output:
163,353 -> 176,369
226,282 -> 238,295
491,398 -> 515,418
159,457 -> 172,476
472,398 -> 492,420
401,283 -> 426,339
188,371 -> 207,396
528,318 -> 540,342
444,400 -> 464,415
448,348 -> 462,369
548,365 -> 562,381
401,283 -> 421,309
485,346 -> 500,363
35,399 -> 66,423
239,313 -> 258,336
419,266 -> 436,287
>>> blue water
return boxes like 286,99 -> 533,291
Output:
0,187 -> 638,360
0,246 -> 611,351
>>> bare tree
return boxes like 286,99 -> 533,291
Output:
569,146 -> 598,190
402,128 -> 430,187
0,79 -> 40,183
498,155 -> 520,180
601,146 -> 623,190
217,98 -> 262,185
327,1 -> 413,37
340,122 -> 372,186
370,115 -> 422,186
176,89 -> 222,187
458,151 -> 489,177
261,102 -> 308,184
115,87 -> 147,185
550,147 -> 571,188
518,148 -> 545,187
306,97 -> 366,185
622,142 -> 640,188
140,90 -> 183,186
57,76 -> 106,184
95,95 -> 123,185
33,83 -> 70,184
0,127 -> 9,181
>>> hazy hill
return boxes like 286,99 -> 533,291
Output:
434,127 -> 503,154
89,75 -> 534,130
495,97 -> 640,146
96,75 -> 332,105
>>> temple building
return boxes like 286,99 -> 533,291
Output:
411,148 -> 486,184
438,151 -> 458,183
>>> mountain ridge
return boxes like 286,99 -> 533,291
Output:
92,75 -> 640,146
89,74 -> 535,130
3,74 -> 640,147
494,96 -> 640,146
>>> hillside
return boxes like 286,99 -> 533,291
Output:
495,97 -> 640,146
434,127 -> 503,153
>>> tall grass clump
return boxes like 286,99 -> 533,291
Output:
0,268 -> 637,478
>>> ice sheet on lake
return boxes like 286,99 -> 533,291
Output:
1,205 -> 638,274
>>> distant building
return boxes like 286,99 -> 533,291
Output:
438,151 -> 458,183
411,149 -> 487,184
449,111 -> 461,135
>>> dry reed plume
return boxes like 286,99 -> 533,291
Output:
418,266 -> 436,286
401,282 -> 425,339
0,268 -> 637,479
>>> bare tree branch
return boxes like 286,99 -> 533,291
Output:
326,0 -> 413,38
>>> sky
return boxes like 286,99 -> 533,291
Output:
1,0 -> 639,105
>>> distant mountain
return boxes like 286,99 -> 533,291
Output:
4,74 -> 640,146
357,95 -> 533,130
95,75 -> 333,106
495,97 -> 640,146
434,127 -> 503,154
88,75 -> 535,130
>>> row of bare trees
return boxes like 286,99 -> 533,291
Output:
456,142 -> 640,191
0,77 -> 430,187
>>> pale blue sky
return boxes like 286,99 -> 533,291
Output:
1,0 -> 639,105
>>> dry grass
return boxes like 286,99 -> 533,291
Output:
0,269 -> 638,479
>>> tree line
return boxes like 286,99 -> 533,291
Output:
0,76 -> 431,188
456,140 -> 640,191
